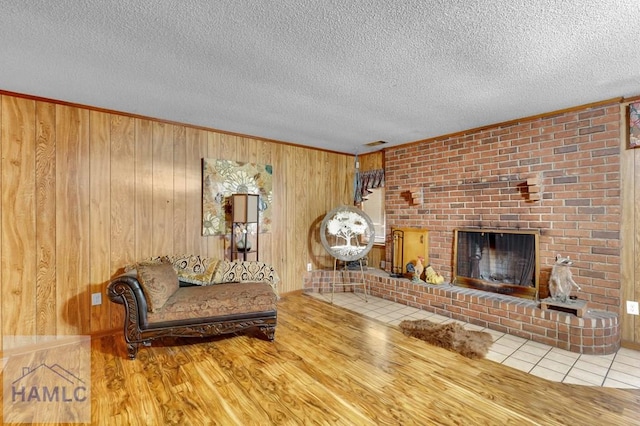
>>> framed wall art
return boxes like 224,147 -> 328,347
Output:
202,159 -> 273,236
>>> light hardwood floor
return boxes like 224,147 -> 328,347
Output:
87,292 -> 640,425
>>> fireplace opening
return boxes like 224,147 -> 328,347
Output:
453,228 -> 539,299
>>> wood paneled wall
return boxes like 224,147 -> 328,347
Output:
0,93 -> 354,341
358,151 -> 384,171
620,99 -> 640,348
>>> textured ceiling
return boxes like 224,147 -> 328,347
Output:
1,1 -> 639,154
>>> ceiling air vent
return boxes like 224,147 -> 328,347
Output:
364,140 -> 388,147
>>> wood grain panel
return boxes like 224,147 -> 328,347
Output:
109,114 -> 136,332
35,101 -> 57,335
204,132 -> 225,258
293,147 -> 308,281
255,139 -> 273,263
1,96 -> 37,336
55,104 -> 90,334
218,133 -> 238,161
269,143 -> 286,286
172,125 -> 187,255
185,127 -> 208,255
89,111 -> 111,332
632,140 -> 640,343
0,96 -> 2,348
286,145 -> 304,290
134,119 -> 153,260
151,122 -> 174,255
238,136 -> 258,163
308,150 -> 330,268
367,245 -> 385,270
358,150 -> 384,170
621,102 -> 640,346
635,145 -> 640,344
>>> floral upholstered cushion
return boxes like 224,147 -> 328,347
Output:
136,262 -> 179,313
171,254 -> 221,285
147,282 -> 277,323
124,255 -> 171,273
125,256 -> 279,297
213,260 -> 280,297
125,255 -> 220,285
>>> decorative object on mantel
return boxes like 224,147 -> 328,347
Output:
548,254 -> 581,303
540,254 -> 587,317
406,262 -> 415,275
202,159 -> 272,236
412,256 -> 425,282
399,320 -> 493,359
629,101 -> 640,148
525,176 -> 542,201
425,264 -> 445,284
320,205 -> 375,303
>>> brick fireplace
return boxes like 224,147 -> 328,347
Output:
303,269 -> 620,355
384,101 -> 621,313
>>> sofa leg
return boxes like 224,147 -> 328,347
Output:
127,343 -> 139,360
261,325 -> 276,341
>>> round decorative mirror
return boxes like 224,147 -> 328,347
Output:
320,205 -> 375,262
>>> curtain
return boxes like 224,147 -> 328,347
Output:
354,168 -> 385,203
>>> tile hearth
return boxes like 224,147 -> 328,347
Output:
306,291 -> 640,389
304,268 -> 620,355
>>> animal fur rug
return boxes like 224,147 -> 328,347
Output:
399,320 -> 493,359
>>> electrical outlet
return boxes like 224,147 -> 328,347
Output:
307,263 -> 312,272
91,292 -> 102,306
626,301 -> 639,315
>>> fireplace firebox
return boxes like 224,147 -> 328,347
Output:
453,228 -> 539,299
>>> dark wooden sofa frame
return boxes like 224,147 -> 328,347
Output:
107,273 -> 277,360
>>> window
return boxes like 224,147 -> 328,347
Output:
361,187 -> 385,244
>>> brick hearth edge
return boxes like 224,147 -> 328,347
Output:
303,269 -> 620,355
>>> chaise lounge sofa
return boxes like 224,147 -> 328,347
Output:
107,255 -> 279,359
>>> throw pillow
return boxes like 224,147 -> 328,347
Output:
136,262 -> 179,312
124,255 -> 171,273
171,254 -> 220,285
215,260 -> 280,297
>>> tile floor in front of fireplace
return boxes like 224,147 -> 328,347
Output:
306,291 -> 640,389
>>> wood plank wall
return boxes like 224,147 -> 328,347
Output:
620,99 -> 640,349
0,92 -> 354,342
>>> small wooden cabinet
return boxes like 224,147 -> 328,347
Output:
391,227 -> 429,278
